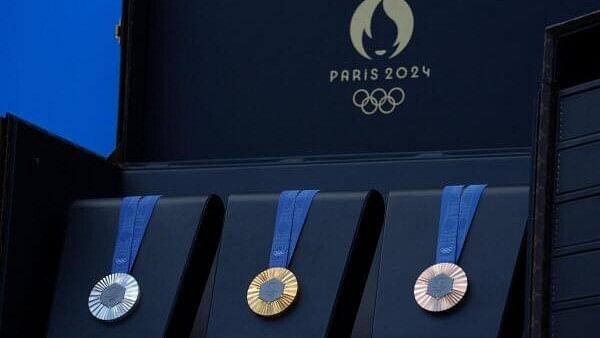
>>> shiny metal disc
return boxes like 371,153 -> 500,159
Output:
414,263 -> 468,312
247,267 -> 299,317
88,273 -> 140,322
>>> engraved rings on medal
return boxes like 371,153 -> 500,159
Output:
88,273 -> 140,322
414,263 -> 468,312
247,267 -> 299,317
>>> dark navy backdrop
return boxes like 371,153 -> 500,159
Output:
0,1 -> 120,157
2,1 -> 598,160
128,0 -> 599,162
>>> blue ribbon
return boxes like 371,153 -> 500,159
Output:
435,185 -> 486,264
111,195 -> 161,274
269,190 -> 319,268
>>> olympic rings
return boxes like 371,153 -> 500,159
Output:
352,87 -> 406,115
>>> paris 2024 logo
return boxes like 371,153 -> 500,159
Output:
328,0 -> 431,116
350,0 -> 414,60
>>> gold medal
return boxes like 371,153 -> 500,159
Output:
414,262 -> 468,312
247,267 -> 299,317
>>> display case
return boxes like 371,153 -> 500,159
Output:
1,1 -> 599,337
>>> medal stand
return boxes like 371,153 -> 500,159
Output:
0,116 -> 534,337
373,186 -> 529,338
204,191 -> 384,338
45,196 -> 224,338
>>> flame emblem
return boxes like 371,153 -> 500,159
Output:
350,0 -> 414,60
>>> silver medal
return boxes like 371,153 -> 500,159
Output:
88,273 -> 140,322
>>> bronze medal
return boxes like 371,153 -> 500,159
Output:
414,262 -> 468,312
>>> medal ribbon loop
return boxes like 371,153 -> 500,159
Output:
435,185 -> 486,264
112,195 -> 161,274
269,190 -> 319,268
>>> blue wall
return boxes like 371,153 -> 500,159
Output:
0,1 -> 121,157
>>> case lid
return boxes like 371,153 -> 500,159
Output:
119,0 -> 599,163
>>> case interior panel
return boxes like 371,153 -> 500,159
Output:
205,191 -> 384,338
373,186 -> 529,338
122,0 -> 600,162
45,196 -> 224,338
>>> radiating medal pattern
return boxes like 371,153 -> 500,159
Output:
89,273 -> 140,321
414,185 -> 486,313
414,263 -> 468,312
246,190 -> 318,317
88,195 -> 160,322
247,267 -> 299,317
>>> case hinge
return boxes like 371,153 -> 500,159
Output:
114,19 -> 122,45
